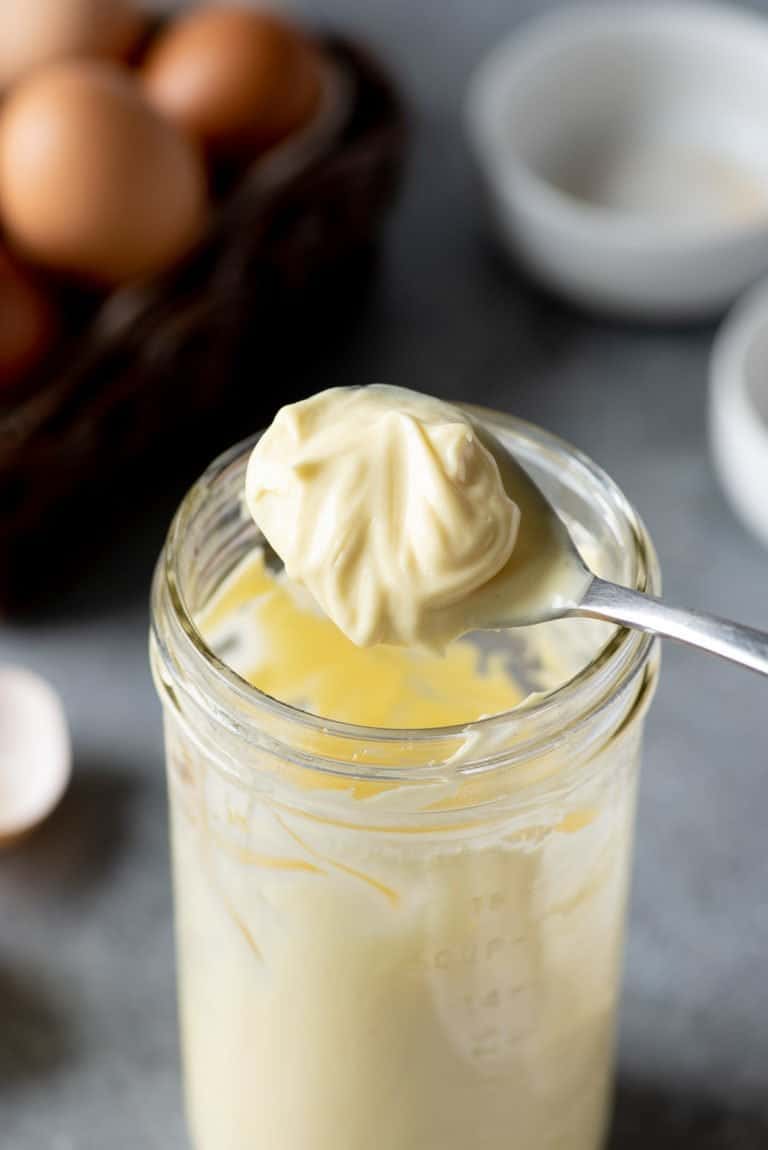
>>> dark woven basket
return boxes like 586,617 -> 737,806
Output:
0,38 -> 406,613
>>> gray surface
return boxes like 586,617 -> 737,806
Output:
3,1 -> 768,1146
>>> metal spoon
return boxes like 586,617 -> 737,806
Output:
469,429 -> 768,677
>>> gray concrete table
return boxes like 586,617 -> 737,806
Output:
3,1 -> 768,1146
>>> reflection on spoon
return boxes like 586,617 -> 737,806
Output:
455,423 -> 592,631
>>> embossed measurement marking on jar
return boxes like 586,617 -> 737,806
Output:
422,884 -> 539,1066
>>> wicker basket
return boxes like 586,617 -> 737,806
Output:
0,38 -> 406,613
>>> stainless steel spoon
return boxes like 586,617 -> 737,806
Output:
572,578 -> 768,676
470,428 -> 768,677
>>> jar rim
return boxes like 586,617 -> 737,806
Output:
152,409 -> 660,776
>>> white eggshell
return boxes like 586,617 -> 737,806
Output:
0,666 -> 72,846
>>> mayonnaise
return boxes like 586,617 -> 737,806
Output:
246,386 -> 522,648
164,551 -> 637,1150
152,401 -> 652,1150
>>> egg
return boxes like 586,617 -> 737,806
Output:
0,666 -> 71,848
0,61 -> 208,285
0,0 -> 144,89
0,246 -> 56,394
142,4 -> 325,154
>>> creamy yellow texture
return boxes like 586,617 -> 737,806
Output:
201,549 -> 522,727
245,385 -> 522,649
164,553 -> 640,1150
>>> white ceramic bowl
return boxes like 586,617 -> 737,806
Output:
710,279 -> 768,547
466,1 -> 768,320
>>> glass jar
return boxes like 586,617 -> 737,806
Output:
150,409 -> 661,1150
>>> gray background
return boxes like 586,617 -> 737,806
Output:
3,1 -> 768,1146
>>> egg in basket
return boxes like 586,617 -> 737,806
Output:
0,1 -> 406,611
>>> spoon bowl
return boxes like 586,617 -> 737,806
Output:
464,423 -> 593,629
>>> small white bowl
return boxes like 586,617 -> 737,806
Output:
466,1 -> 768,320
710,279 -> 768,547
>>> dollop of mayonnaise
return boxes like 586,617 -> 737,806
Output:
246,385 -> 521,648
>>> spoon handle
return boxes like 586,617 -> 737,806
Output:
575,578 -> 768,677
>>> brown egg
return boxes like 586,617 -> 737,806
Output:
0,246 -> 56,394
0,61 -> 208,286
142,4 -> 325,154
0,0 -> 144,89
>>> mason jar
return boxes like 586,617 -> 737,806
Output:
150,409 -> 661,1150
